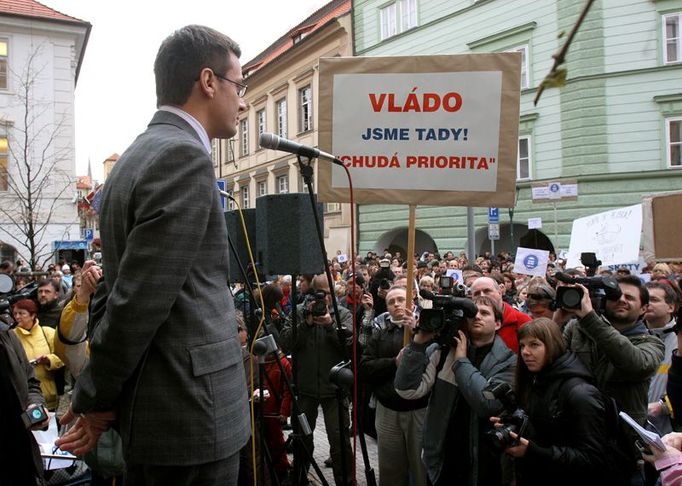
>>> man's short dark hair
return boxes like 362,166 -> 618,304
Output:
37,278 -> 59,293
645,281 -> 679,306
462,264 -> 483,274
616,274 -> 649,306
154,25 -> 241,107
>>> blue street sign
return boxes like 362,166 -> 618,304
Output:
84,228 -> 94,241
216,180 -> 226,210
488,207 -> 499,223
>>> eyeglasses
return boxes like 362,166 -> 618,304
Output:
212,70 -> 247,97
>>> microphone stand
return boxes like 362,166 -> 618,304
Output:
298,154 -> 351,486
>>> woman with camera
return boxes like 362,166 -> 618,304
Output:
496,317 -> 627,485
12,298 -> 64,411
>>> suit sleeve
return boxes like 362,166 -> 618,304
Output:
73,142 -> 216,413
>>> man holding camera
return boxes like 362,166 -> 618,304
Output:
561,275 -> 665,482
280,274 -> 353,486
395,295 -> 516,486
359,286 -> 428,486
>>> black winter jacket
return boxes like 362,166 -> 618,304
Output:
517,351 -> 626,486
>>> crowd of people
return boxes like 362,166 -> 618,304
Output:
3,21 -> 682,486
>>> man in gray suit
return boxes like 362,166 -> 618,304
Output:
56,25 -> 249,485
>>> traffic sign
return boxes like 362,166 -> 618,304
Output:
488,223 -> 500,240
488,207 -> 499,223
84,228 -> 94,241
216,180 -> 226,210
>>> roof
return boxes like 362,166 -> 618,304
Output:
243,0 -> 350,76
76,175 -> 92,190
0,0 -> 88,25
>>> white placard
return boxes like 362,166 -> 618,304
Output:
527,217 -> 542,229
514,247 -> 550,277
567,204 -> 642,268
445,269 -> 463,283
337,254 -> 348,263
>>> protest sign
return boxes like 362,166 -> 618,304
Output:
514,247 -> 550,277
567,204 -> 642,268
317,53 -> 521,207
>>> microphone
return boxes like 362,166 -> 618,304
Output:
259,132 -> 337,162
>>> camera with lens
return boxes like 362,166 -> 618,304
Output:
436,275 -> 467,298
483,382 -> 529,449
554,253 -> 621,313
417,286 -> 477,347
304,290 -> 328,317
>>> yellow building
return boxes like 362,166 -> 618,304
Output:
214,0 -> 353,256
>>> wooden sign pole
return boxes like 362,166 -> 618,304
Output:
404,205 -> 417,346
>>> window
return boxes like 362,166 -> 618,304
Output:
0,135 -> 7,191
241,185 -> 249,209
277,174 -> 289,194
257,109 -> 266,148
380,3 -> 397,40
228,190 -> 235,210
211,139 -> 219,167
240,118 -> 249,157
668,117 -> 682,167
300,174 -> 311,193
517,136 -> 531,180
277,98 -> 288,138
0,40 -> 7,90
299,86 -> 312,133
508,44 -> 530,89
380,0 -> 417,40
257,180 -> 267,197
227,138 -> 235,163
664,13 -> 681,64
326,203 -> 341,213
399,0 -> 418,33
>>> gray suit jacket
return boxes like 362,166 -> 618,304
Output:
72,110 -> 249,465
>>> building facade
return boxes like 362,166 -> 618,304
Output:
214,0 -> 354,256
0,0 -> 90,267
352,0 -> 682,257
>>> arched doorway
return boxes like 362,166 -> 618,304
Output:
519,229 -> 555,253
375,228 -> 438,258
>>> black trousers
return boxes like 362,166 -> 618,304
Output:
125,451 -> 240,486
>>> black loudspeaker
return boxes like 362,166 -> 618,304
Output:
256,193 -> 325,276
225,208 -> 257,283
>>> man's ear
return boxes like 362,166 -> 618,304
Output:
197,67 -> 217,98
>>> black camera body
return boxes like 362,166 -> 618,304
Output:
554,273 -> 621,311
304,291 -> 328,317
0,274 -> 38,326
483,382 -> 529,449
418,289 -> 477,347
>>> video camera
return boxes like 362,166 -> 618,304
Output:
0,274 -> 38,325
304,290 -> 328,317
483,382 -> 529,449
418,282 -> 477,347
436,275 -> 467,298
552,252 -> 621,312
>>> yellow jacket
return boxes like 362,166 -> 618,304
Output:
53,295 -> 90,377
14,319 -> 64,410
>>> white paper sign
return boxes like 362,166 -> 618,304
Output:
337,253 -> 348,263
331,71 -> 502,192
514,247 -> 550,277
527,217 -> 542,229
445,269 -> 463,283
567,204 -> 642,268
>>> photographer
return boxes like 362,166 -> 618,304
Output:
0,316 -> 49,485
496,317 -> 625,485
359,286 -> 428,486
279,273 -> 353,486
394,296 -> 516,486
369,258 -> 395,317
561,275 -> 665,482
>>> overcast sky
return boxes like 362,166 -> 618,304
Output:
43,0 -> 331,182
